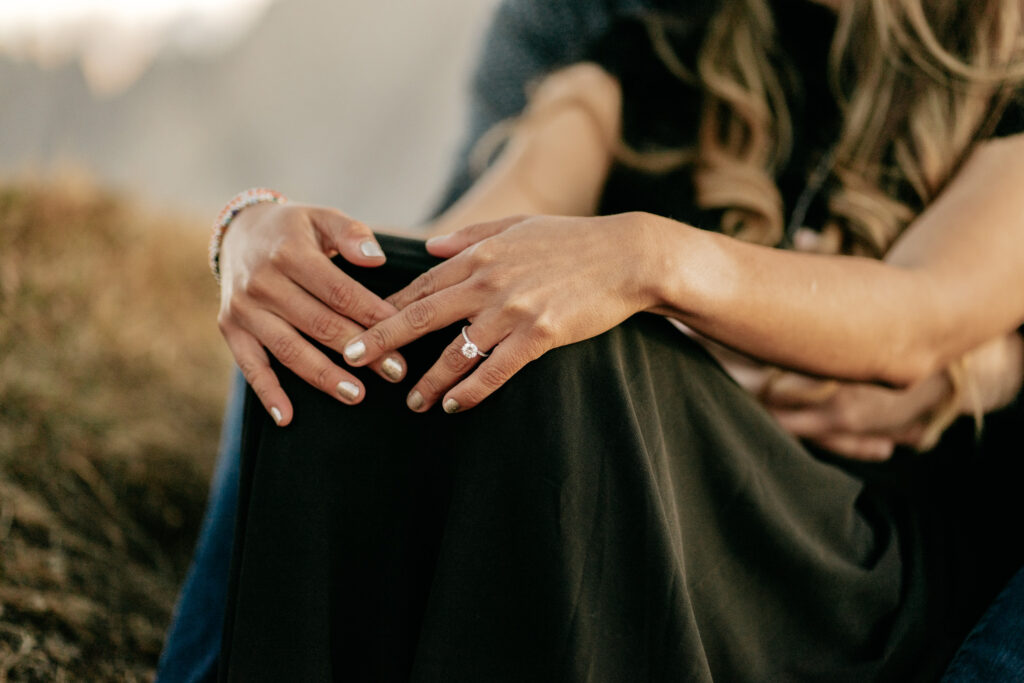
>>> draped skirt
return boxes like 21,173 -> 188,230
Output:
218,235 -> 1024,682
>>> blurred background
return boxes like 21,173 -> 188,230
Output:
0,0 -> 498,677
0,0 -> 499,223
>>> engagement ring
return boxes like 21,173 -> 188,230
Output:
460,326 -> 488,359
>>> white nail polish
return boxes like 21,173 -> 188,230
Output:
270,406 -> 283,425
359,240 -> 384,258
407,390 -> 424,411
381,357 -> 403,381
344,340 -> 366,361
337,381 -> 360,400
443,398 -> 460,414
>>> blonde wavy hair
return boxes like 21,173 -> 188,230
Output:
628,0 -> 1024,448
654,0 -> 1024,256
474,0 -> 1024,449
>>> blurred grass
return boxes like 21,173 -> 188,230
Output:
0,177 -> 232,679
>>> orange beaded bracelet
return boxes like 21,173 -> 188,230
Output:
209,188 -> 288,284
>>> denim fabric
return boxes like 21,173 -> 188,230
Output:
156,371 -> 245,683
942,567 -> 1024,682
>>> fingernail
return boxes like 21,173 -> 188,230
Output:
381,357 -> 404,381
407,390 -> 424,411
344,339 -> 365,361
359,240 -> 384,258
425,235 -> 446,248
337,381 -> 360,401
270,406 -> 283,425
443,398 -> 460,414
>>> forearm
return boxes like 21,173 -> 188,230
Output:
646,214 -> 1022,387
647,134 -> 1024,386
422,63 -> 620,238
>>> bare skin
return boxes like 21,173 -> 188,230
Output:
216,63 -> 619,426
217,62 -> 1024,460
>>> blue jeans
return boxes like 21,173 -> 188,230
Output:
156,371 -> 246,683
942,566 -> 1024,682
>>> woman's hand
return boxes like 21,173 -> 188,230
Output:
756,372 -> 949,461
742,332 -> 1024,461
217,202 -> 409,425
341,213 -> 660,413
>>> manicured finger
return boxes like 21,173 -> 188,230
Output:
310,207 -> 387,267
404,324 -> 498,413
223,329 -> 293,426
439,331 -> 540,413
386,257 -> 474,312
424,215 -> 527,258
343,286 -> 476,367
277,248 -> 398,329
812,434 -> 895,462
264,277 -> 406,383
242,309 -> 366,405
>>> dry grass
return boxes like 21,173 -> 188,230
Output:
0,177 -> 232,680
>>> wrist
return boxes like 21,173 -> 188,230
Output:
631,212 -> 712,320
209,188 -> 287,284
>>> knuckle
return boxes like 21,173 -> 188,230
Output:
503,297 -> 533,319
236,358 -> 261,384
241,275 -> 266,300
268,243 -> 295,270
419,373 -> 443,398
468,242 -> 497,266
368,325 -> 394,352
270,335 -> 303,365
459,386 -> 487,408
442,344 -> 472,373
243,369 -> 277,402
526,319 -> 554,345
411,269 -> 437,300
309,311 -> 343,342
243,271 -> 279,302
468,274 -> 498,296
531,313 -> 558,341
249,377 -> 274,402
326,281 -> 355,313
404,299 -> 437,331
361,304 -> 387,327
477,363 -> 511,390
313,365 -> 334,391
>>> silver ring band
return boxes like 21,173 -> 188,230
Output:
460,326 -> 488,359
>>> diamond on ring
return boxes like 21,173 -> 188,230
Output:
460,326 -> 488,359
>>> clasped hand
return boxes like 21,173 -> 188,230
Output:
218,203 -> 1019,462
217,202 -> 411,426
343,212 -> 659,413
218,205 -> 657,423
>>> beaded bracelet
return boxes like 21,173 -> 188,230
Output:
209,188 -> 288,283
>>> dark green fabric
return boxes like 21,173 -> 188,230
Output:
219,236 -> 1024,682
219,1 -> 1024,676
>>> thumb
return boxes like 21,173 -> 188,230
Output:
310,207 -> 386,267
425,214 -> 529,258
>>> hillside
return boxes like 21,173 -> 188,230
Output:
0,179 -> 232,679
